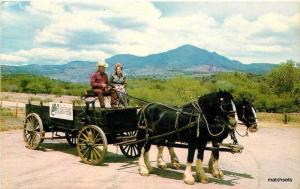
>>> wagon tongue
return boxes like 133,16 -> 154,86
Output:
218,143 -> 244,153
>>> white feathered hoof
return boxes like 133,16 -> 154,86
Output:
183,172 -> 195,185
157,158 -> 167,169
197,174 -> 209,184
171,158 -> 180,170
139,165 -> 150,176
212,170 -> 224,179
218,170 -> 224,179
144,153 -> 153,173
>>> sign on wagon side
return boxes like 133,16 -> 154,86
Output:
49,102 -> 73,120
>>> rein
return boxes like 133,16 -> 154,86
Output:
122,90 -> 235,139
192,101 -> 226,137
137,101 -> 203,141
241,106 -> 251,124
235,126 -> 249,137
219,99 -> 236,116
236,105 -> 258,137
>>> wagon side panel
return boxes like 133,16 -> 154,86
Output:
103,108 -> 138,134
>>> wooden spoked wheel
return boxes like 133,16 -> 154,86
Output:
66,132 -> 77,146
23,113 -> 44,150
120,131 -> 140,158
76,125 -> 107,165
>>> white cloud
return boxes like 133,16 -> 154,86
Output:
0,48 -> 108,65
0,54 -> 28,63
1,1 -> 300,65
26,1 -> 65,15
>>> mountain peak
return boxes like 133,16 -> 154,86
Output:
168,44 -> 210,56
175,44 -> 202,51
178,44 -> 198,49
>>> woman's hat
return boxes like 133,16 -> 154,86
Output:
115,63 -> 122,69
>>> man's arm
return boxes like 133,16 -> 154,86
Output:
108,74 -> 115,88
90,73 -> 103,88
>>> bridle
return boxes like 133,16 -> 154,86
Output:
235,104 -> 257,137
240,105 -> 257,127
192,97 -> 238,137
194,98 -> 241,145
219,98 -> 237,117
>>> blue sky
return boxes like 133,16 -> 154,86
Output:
0,1 -> 299,65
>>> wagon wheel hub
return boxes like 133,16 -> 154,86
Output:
85,141 -> 94,146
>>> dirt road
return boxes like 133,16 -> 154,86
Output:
1,126 -> 300,189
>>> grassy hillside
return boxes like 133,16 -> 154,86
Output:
1,60 -> 299,113
1,74 -> 89,96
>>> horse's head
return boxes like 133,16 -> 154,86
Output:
236,98 -> 258,133
198,90 -> 237,128
217,90 -> 238,128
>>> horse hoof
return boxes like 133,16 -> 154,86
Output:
139,166 -> 150,176
139,170 -> 150,176
200,179 -> 209,184
183,175 -> 195,185
200,176 -> 209,184
212,172 -> 223,179
219,170 -> 224,179
157,162 -> 167,169
212,172 -> 219,178
172,162 -> 180,170
196,173 -> 209,184
158,164 -> 167,169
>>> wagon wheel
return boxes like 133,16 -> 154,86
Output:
76,125 -> 107,165
66,132 -> 77,146
23,113 -> 44,150
120,131 -> 140,158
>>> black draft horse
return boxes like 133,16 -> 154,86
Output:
136,91 -> 237,185
156,98 -> 259,183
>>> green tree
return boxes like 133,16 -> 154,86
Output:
267,60 -> 300,95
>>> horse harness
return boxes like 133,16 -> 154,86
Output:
137,100 -> 232,144
137,102 -> 203,143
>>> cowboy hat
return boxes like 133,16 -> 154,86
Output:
97,60 -> 109,68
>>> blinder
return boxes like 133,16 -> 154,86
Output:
219,98 -> 236,116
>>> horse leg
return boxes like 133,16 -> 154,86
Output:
144,143 -> 153,173
196,141 -> 209,184
183,142 -> 196,185
138,147 -> 150,176
168,147 -> 180,169
157,146 -> 167,169
209,141 -> 224,179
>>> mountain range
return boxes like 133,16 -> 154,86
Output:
1,44 -> 277,83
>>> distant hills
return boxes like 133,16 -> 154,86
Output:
1,44 -> 277,83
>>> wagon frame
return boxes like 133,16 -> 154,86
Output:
23,99 -> 141,165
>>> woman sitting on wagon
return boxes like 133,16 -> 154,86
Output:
109,63 -> 128,106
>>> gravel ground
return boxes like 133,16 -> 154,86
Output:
0,124 -> 299,189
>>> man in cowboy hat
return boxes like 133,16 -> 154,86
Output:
90,60 -> 117,108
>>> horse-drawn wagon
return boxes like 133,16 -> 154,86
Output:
23,90 -> 257,185
23,92 -> 248,164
